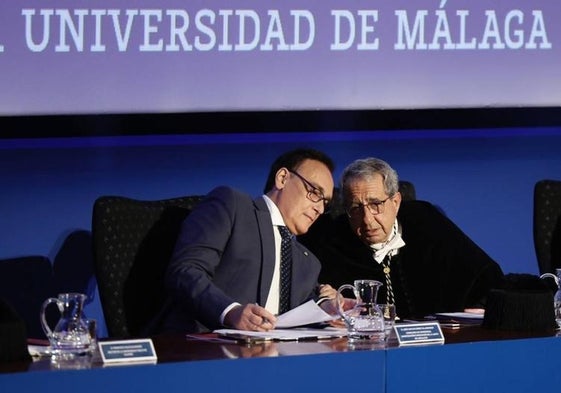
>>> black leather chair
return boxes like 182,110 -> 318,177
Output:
92,195 -> 204,338
398,180 -> 417,202
0,256 -> 54,339
534,180 -> 561,275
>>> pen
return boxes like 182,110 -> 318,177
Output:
439,323 -> 461,329
297,335 -> 336,342
297,336 -> 320,342
255,303 -> 270,325
218,333 -> 273,344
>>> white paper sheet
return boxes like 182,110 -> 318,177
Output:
276,300 -> 337,328
28,345 -> 53,357
214,327 -> 346,342
435,312 -> 484,320
213,300 -> 343,342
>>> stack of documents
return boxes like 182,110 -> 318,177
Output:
214,300 -> 345,342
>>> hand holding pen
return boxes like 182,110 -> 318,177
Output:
224,303 -> 277,332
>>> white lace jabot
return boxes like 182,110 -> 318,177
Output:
370,220 -> 405,263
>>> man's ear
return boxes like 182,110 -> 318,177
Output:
275,167 -> 289,189
393,191 -> 402,213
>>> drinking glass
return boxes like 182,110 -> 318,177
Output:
379,303 -> 396,337
86,319 -> 98,354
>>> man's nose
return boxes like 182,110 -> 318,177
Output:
313,201 -> 324,215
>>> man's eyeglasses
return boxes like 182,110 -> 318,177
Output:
346,196 -> 393,218
288,169 -> 331,212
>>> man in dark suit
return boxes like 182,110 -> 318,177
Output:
299,157 -> 505,319
160,148 -> 336,333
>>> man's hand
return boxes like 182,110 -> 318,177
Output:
224,304 -> 277,331
317,283 -> 337,299
463,308 -> 485,315
319,296 -> 356,328
320,294 -> 356,315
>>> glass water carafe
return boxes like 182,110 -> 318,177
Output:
40,293 -> 92,357
336,279 -> 385,341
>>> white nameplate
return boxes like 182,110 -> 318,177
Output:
99,339 -> 157,364
394,322 -> 445,345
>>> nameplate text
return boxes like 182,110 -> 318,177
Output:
99,339 -> 157,364
395,322 -> 444,345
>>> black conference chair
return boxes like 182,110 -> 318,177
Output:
92,195 -> 204,338
0,256 -> 54,339
533,179 -> 561,275
398,180 -> 417,202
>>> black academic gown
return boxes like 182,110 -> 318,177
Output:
299,200 -> 505,318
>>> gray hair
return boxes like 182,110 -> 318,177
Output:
341,158 -> 399,199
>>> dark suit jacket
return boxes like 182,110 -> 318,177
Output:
299,200 -> 505,318
159,186 -> 322,333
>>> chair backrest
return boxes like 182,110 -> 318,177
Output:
0,256 -> 54,339
533,180 -> 561,275
398,180 -> 417,202
92,195 -> 204,338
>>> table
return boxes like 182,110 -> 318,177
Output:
387,327 -> 561,393
1,326 -> 560,393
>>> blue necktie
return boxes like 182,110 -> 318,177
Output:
278,226 -> 293,314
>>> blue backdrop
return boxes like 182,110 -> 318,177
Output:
2,126 -> 560,337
